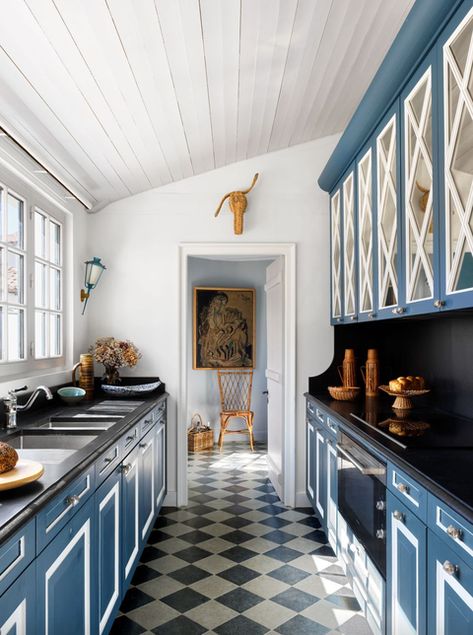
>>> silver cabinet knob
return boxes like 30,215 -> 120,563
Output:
120,463 -> 132,476
350,315 -> 357,321
65,494 -> 80,508
392,307 -> 406,315
443,560 -> 458,575
368,312 -> 377,319
375,500 -> 386,511
139,442 -> 148,449
434,299 -> 446,308
397,483 -> 409,494
376,529 -> 386,539
393,510 -> 405,522
446,525 -> 462,540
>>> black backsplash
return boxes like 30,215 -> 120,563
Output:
309,311 -> 473,419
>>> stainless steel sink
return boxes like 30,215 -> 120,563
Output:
41,419 -> 118,431
5,430 -> 99,465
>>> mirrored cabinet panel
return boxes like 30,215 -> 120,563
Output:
404,66 -> 435,306
331,189 -> 342,321
443,6 -> 473,301
377,113 -> 400,312
343,172 -> 356,318
357,148 -> 374,318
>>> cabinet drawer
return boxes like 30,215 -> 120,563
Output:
95,441 -> 121,486
325,415 -> 338,436
122,425 -> 139,453
307,400 -> 325,425
428,494 -> 473,563
140,411 -> 155,437
36,466 -> 95,552
387,464 -> 427,522
0,519 -> 35,597
154,401 -> 166,424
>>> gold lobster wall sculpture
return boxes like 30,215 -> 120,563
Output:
214,173 -> 259,235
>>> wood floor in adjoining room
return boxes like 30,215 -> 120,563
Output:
111,444 -> 373,634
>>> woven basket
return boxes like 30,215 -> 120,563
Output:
188,414 -> 214,452
328,386 -> 360,401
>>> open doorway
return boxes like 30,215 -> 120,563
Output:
178,243 -> 296,508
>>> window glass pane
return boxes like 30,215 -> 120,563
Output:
49,221 -> 61,265
0,188 -> 4,242
49,314 -> 61,357
50,268 -> 60,311
35,211 -> 47,259
0,306 -> 3,360
7,194 -> 24,249
8,307 -> 24,360
7,251 -> 24,304
35,311 -> 47,358
35,262 -> 47,308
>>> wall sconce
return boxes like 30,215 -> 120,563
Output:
81,256 -> 106,314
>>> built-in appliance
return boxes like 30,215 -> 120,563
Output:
350,406 -> 473,450
337,431 -> 387,577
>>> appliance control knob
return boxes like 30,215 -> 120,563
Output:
375,500 -> 386,511
443,560 -> 458,575
376,529 -> 386,540
393,510 -> 405,522
447,525 -> 462,540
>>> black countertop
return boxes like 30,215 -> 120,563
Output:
306,392 -> 473,524
0,391 -> 167,544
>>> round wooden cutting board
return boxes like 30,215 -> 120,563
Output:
0,459 -> 44,491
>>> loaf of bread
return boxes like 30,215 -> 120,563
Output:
389,376 -> 426,392
0,442 -> 18,474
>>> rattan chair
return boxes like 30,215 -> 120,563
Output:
216,369 -> 255,451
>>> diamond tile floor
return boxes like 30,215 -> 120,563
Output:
111,444 -> 373,635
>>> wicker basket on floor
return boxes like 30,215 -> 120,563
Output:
188,414 -> 214,452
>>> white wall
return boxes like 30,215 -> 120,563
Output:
86,136 -> 339,506
188,256 -> 271,443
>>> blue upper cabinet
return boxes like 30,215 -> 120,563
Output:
330,183 -> 344,324
438,1 -> 473,310
356,138 -> 377,322
374,102 -> 405,319
401,50 -> 442,315
342,165 -> 358,322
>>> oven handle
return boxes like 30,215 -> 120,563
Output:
337,444 -> 386,477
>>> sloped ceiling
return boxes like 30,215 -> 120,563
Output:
0,0 -> 414,209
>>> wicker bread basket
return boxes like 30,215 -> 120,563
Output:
328,386 -> 360,401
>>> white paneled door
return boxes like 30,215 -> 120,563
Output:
265,257 -> 284,500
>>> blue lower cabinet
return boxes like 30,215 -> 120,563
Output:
96,469 -> 121,635
428,530 -> 473,635
36,497 -> 97,635
139,426 -> 156,543
326,436 -> 337,553
155,421 -> 166,511
0,561 -> 36,634
306,417 -> 316,508
387,491 -> 427,635
121,445 -> 140,591
315,426 -> 327,525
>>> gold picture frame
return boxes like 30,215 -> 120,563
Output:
193,287 -> 256,370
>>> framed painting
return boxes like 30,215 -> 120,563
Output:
193,287 -> 255,370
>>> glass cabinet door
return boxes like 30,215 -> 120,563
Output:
404,66 -> 435,308
377,112 -> 400,313
357,148 -> 374,318
343,172 -> 356,318
443,6 -> 473,304
331,189 -> 342,322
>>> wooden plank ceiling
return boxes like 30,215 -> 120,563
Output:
0,0 -> 414,208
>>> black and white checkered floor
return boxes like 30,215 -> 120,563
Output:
111,444 -> 373,635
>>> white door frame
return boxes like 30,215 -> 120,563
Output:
178,242 -> 296,507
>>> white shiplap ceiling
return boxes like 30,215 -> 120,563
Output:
0,0 -> 414,209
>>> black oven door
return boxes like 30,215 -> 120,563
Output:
337,432 -> 387,577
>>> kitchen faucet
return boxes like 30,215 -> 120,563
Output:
3,385 -> 53,429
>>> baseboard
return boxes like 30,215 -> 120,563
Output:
163,491 -> 177,507
296,490 -> 310,508
267,453 -> 283,500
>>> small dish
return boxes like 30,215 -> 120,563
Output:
57,386 -> 86,405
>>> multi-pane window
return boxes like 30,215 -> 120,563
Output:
34,209 -> 62,358
0,190 -> 26,361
